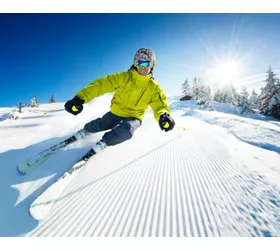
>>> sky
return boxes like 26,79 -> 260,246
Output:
0,97 -> 280,237
1,12 -> 280,107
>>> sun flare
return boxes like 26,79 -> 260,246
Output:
211,61 -> 242,85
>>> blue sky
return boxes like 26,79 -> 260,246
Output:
1,13 -> 280,107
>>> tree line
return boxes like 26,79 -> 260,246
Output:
181,67 -> 280,119
16,95 -> 56,113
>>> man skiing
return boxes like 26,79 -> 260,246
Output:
64,48 -> 175,153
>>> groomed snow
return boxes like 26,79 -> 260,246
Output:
0,95 -> 279,236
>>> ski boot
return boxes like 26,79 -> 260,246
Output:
92,139 -> 107,153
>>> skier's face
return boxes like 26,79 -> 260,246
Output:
137,66 -> 151,76
135,60 -> 153,76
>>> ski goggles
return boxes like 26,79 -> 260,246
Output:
134,59 -> 154,68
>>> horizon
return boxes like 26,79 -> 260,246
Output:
1,13 -> 280,107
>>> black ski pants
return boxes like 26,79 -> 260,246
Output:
84,111 -> 142,146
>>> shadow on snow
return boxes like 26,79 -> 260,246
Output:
0,134 -> 100,236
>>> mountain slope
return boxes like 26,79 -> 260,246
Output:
28,114 -> 280,237
0,97 -> 280,236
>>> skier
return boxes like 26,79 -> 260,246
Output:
64,48 -> 175,153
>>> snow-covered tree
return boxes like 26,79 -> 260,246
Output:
239,87 -> 250,115
49,95 -> 56,103
221,87 -> 228,103
181,79 -> 192,97
223,90 -> 231,103
228,85 -> 240,106
213,89 -> 221,102
268,80 -> 280,118
213,85 -> 239,106
192,77 -> 200,100
196,84 -> 211,105
258,67 -> 278,115
30,96 -> 39,108
248,88 -> 259,113
268,91 -> 280,118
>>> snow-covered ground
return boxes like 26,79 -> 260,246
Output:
0,94 -> 279,237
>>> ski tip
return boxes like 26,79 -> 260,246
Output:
17,166 -> 27,175
29,198 -> 56,221
29,205 -> 47,221
17,161 -> 31,174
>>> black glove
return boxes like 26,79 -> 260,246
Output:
64,96 -> 85,115
159,113 -> 175,132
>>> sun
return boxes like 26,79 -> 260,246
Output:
211,61 -> 242,85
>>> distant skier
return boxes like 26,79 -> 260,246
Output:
64,48 -> 175,153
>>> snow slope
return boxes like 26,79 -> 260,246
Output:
0,95 -> 279,237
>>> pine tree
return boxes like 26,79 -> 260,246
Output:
231,86 -> 240,107
196,84 -> 211,105
239,87 -> 250,115
213,85 -> 240,106
248,88 -> 259,113
214,89 -> 222,102
268,92 -> 280,118
192,77 -> 200,100
49,94 -> 56,103
218,88 -> 224,103
181,79 -> 192,97
30,96 -> 39,108
224,90 -> 230,104
258,67 -> 278,115
268,80 -> 280,118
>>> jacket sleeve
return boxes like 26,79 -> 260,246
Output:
75,72 -> 127,104
149,85 -> 171,121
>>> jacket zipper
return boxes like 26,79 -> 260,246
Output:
135,90 -> 146,106
135,80 -> 151,106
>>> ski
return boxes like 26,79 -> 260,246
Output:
29,148 -> 97,220
17,135 -> 77,175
